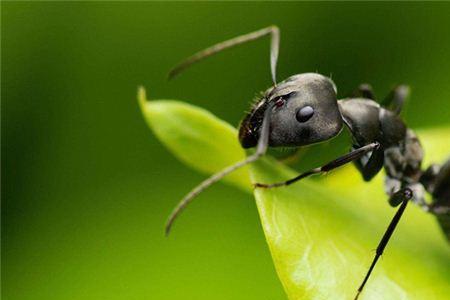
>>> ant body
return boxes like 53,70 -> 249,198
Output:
164,26 -> 450,299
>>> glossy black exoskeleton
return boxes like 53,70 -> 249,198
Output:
164,26 -> 450,299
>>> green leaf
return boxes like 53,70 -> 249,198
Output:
251,139 -> 450,300
138,87 -> 250,191
138,88 -> 450,300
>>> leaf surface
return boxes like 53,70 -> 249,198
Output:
138,87 -> 250,191
138,88 -> 450,300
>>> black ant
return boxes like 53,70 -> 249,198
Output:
163,26 -> 450,299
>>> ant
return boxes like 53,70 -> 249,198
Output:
163,26 -> 450,299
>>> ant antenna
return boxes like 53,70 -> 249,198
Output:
165,102 -> 275,236
168,26 -> 280,85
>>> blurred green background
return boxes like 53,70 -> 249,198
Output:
3,2 -> 450,300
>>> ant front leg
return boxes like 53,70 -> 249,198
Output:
353,146 -> 384,181
255,142 -> 380,188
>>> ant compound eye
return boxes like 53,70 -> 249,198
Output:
274,98 -> 285,108
296,106 -> 314,122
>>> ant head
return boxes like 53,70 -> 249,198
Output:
239,73 -> 343,148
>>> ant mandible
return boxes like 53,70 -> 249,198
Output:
163,26 -> 450,300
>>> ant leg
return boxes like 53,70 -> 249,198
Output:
353,83 -> 376,100
354,188 -> 413,300
168,26 -> 280,84
165,102 -> 275,235
380,85 -> 410,115
255,142 -> 380,188
353,147 -> 384,181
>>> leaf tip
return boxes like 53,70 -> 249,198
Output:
137,85 -> 148,111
